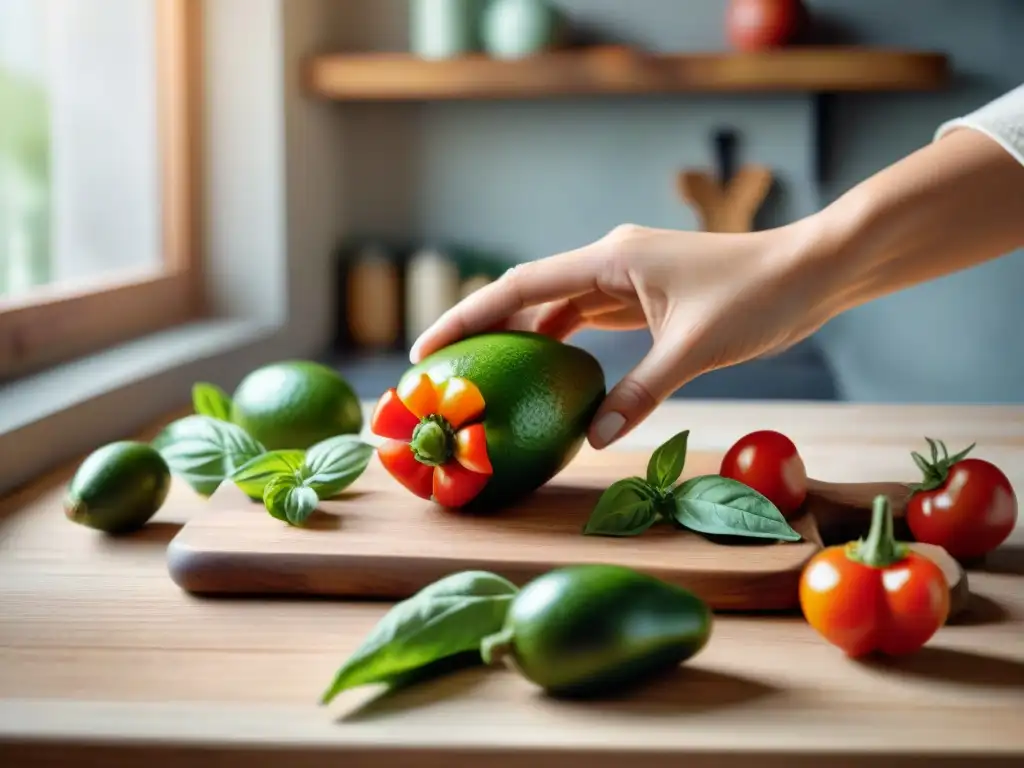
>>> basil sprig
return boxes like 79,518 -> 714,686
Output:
232,450 -> 306,500
582,429 -> 801,543
263,475 -> 321,527
152,413 -> 374,527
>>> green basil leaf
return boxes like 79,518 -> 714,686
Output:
152,415 -> 265,496
672,474 -> 802,542
646,429 -> 690,489
302,434 -> 375,498
231,449 -> 306,500
191,382 -> 233,422
582,477 -> 660,537
381,650 -> 484,692
264,475 -> 319,526
320,570 -> 518,704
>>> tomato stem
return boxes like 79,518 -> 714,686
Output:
410,416 -> 453,467
908,437 -> 975,493
847,495 -> 908,568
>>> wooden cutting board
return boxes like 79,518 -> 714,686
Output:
166,447 -> 967,614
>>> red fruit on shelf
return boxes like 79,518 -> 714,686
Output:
725,0 -> 804,52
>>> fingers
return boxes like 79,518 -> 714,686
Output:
531,293 -> 626,339
531,301 -> 582,341
588,340 -> 699,450
410,247 -> 599,362
580,306 -> 647,332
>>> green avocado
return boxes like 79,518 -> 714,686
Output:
481,564 -> 713,698
400,331 -> 606,510
63,441 -> 171,534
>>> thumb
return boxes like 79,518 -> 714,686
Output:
588,342 -> 696,450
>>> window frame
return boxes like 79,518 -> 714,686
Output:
0,0 -> 204,379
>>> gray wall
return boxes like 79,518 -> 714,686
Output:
330,0 -> 1024,403
805,0 -> 1024,403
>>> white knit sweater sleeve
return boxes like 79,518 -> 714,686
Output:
934,83 -> 1024,167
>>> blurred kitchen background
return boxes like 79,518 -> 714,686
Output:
2,0 -> 1023,405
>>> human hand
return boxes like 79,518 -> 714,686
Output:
410,221 -> 842,448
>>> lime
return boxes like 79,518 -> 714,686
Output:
64,441 -> 171,534
230,360 -> 363,450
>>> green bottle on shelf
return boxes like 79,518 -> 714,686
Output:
481,0 -> 563,59
410,0 -> 483,59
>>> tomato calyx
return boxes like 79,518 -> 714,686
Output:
410,415 -> 455,467
845,495 -> 909,568
370,373 -> 493,508
908,437 -> 976,493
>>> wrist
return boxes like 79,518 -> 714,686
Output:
758,201 -> 875,325
802,190 -> 883,311
787,128 -> 1024,314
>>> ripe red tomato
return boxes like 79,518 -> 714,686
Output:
725,0 -> 803,52
720,430 -> 807,516
905,439 -> 1018,561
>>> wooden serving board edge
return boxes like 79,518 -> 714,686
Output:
165,532 -> 817,612
166,523 -> 971,618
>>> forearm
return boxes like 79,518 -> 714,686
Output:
800,126 -> 1024,315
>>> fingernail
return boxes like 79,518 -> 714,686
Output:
592,412 -> 626,448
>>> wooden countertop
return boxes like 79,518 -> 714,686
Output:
2,401 -> 1022,767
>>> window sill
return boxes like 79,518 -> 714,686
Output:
0,318 -> 282,496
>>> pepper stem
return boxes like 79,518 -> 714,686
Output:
410,416 -> 453,466
847,495 -> 908,568
479,627 -> 514,666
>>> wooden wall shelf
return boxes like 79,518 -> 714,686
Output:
304,46 -> 950,102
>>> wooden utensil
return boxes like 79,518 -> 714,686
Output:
677,128 -> 773,233
166,447 -> 968,616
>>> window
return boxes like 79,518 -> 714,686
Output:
0,0 -> 201,379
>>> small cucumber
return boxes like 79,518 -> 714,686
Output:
482,564 -> 713,698
64,441 -> 171,534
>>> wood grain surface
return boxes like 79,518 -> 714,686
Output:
1,401 -> 1022,767
167,448 -> 824,610
166,447 -> 968,615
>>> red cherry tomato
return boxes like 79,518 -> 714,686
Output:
725,0 -> 803,52
904,439 -> 1018,561
720,430 -> 807,516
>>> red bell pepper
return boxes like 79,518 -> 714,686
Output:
370,373 -> 493,508
799,494 -> 950,657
